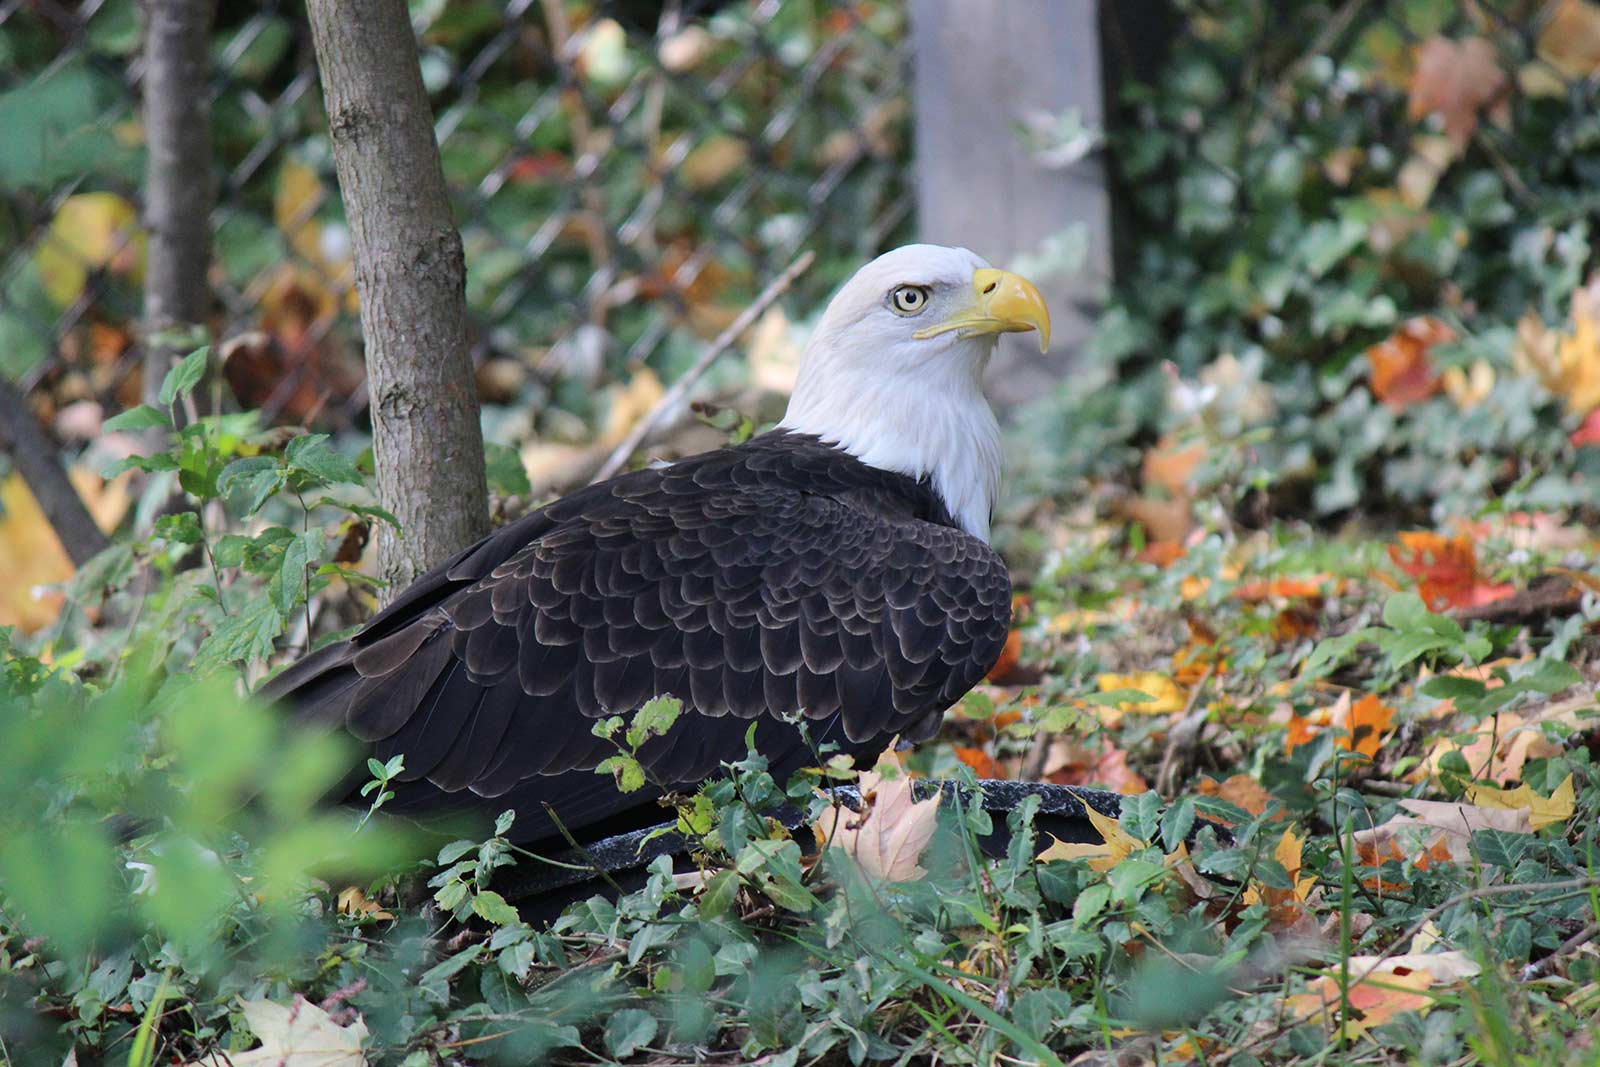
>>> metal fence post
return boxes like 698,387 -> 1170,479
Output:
909,0 -> 1111,406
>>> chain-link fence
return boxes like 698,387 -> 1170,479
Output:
1,0 -> 912,452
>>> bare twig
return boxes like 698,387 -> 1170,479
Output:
1351,876 -> 1600,989
0,379 -> 110,566
593,250 -> 815,483
1156,664 -> 1215,795
1523,920 -> 1600,981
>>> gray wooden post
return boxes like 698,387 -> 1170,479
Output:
909,0 -> 1111,407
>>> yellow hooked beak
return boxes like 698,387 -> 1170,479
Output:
912,268 -> 1052,353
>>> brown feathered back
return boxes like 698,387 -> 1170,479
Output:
262,431 -> 1011,844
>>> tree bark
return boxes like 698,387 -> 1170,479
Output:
140,0 -> 215,413
0,381 -> 110,567
305,0 -> 489,602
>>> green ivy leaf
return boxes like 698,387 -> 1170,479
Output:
1119,791 -> 1162,844
285,434 -> 364,488
153,511 -> 203,545
1160,796 -> 1196,852
604,1008 -> 658,1059
102,404 -> 171,433
472,890 -> 520,926
625,695 -> 682,749
485,442 -> 531,496
194,599 -> 282,669
157,346 -> 209,407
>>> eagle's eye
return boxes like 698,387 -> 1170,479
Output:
888,284 -> 930,315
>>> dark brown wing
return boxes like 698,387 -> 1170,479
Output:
265,442 -> 1010,842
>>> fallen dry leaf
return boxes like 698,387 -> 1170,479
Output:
0,469 -> 129,632
184,996 -> 367,1066
1242,827 -> 1318,927
1096,672 -> 1186,715
1042,737 -> 1149,794
1355,798 -> 1532,872
1286,692 -> 1395,760
336,886 -> 393,922
1388,531 -> 1515,612
1441,358 -> 1496,410
1367,317 -> 1454,410
1195,774 -> 1274,821
1407,36 -> 1510,151
1524,0 -> 1600,93
815,772 -> 940,882
1465,774 -> 1575,831
953,746 -> 1006,780
1037,805 -> 1143,872
34,193 -> 145,308
1291,927 -> 1482,1041
1516,274 -> 1600,415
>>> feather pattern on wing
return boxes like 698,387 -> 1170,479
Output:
262,432 -> 1010,843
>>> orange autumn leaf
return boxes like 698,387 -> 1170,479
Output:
1142,437 -> 1205,496
1388,531 -> 1514,611
1528,0 -> 1600,89
1367,317 -> 1455,410
1287,968 -> 1436,1041
1354,833 -> 1416,892
1135,538 -> 1188,567
954,746 -> 1006,780
1042,738 -> 1149,794
1286,692 -> 1395,760
1194,774 -> 1273,821
1346,693 -> 1395,758
985,629 -> 1023,683
1232,575 -> 1334,602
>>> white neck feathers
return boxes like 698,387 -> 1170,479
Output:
778,343 -> 1002,542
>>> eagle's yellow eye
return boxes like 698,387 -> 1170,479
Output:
889,285 -> 929,315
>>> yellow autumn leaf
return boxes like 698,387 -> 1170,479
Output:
599,366 -> 665,447
1441,358 -> 1495,410
1522,0 -> 1600,95
34,192 -> 145,307
1465,774 -> 1575,831
1096,671 -> 1186,714
0,469 -> 129,632
1515,275 -> 1600,414
1036,804 -> 1143,872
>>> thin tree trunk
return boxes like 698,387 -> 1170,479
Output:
0,381 -> 110,567
140,0 -> 214,412
306,0 -> 490,602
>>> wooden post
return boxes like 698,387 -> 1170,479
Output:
909,0 -> 1111,406
306,0 -> 490,600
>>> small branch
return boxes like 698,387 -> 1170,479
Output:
0,379 -> 110,566
1156,664 -> 1215,795
1350,876 -> 1600,990
1523,921 -> 1600,981
593,250 -> 814,483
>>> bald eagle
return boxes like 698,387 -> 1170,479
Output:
265,245 -> 1050,844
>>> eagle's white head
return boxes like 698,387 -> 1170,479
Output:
778,244 -> 1050,543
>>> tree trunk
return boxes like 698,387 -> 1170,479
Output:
0,381 -> 110,567
305,0 -> 489,602
140,0 -> 214,413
